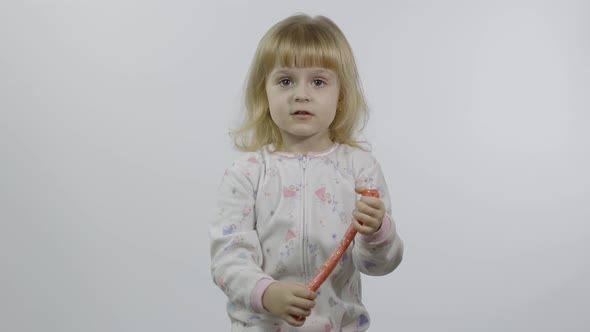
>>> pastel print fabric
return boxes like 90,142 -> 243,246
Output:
210,143 -> 403,331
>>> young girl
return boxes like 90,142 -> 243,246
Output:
210,14 -> 403,331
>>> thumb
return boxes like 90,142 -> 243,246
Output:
355,186 -> 368,194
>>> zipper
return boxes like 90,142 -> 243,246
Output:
300,155 -> 308,282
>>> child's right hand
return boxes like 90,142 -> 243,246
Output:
262,281 -> 317,327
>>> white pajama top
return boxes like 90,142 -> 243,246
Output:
210,143 -> 403,331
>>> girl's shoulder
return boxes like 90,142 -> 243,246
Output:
231,149 -> 266,165
222,149 -> 266,181
229,150 -> 264,169
335,143 -> 378,163
332,144 -> 385,180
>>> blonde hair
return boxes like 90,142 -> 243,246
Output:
231,14 -> 369,152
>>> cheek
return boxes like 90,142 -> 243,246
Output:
267,99 -> 284,115
327,94 -> 340,112
328,89 -> 340,107
268,108 -> 284,125
266,91 -> 286,108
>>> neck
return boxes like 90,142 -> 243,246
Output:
279,138 -> 334,155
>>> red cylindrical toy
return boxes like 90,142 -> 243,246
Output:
306,189 -> 380,291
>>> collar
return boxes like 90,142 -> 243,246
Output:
268,142 -> 340,159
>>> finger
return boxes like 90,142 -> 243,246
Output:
293,297 -> 316,310
358,197 -> 384,214
352,209 -> 378,227
356,201 -> 380,219
284,314 -> 305,327
357,202 -> 385,224
293,286 -> 317,300
352,217 -> 375,235
288,306 -> 312,317
354,186 -> 368,194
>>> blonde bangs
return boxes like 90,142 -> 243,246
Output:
261,23 -> 341,72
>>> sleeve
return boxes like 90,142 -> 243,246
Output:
351,154 -> 404,276
209,156 -> 272,312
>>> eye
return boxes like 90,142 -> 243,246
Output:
312,79 -> 326,87
278,78 -> 292,86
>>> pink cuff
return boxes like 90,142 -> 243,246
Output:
250,278 -> 276,313
359,214 -> 392,243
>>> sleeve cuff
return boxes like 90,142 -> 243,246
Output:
250,278 -> 276,313
359,214 -> 392,243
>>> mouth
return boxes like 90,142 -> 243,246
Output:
291,110 -> 313,119
291,110 -> 313,116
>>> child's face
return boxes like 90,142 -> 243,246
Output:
266,66 -> 340,151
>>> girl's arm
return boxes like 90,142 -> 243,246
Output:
210,155 -> 270,312
351,155 -> 404,276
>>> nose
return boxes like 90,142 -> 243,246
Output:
294,85 -> 310,102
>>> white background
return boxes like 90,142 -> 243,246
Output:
1,1 -> 589,331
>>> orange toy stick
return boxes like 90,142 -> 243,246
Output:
306,189 -> 380,292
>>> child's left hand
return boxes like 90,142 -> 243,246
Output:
351,186 -> 385,235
